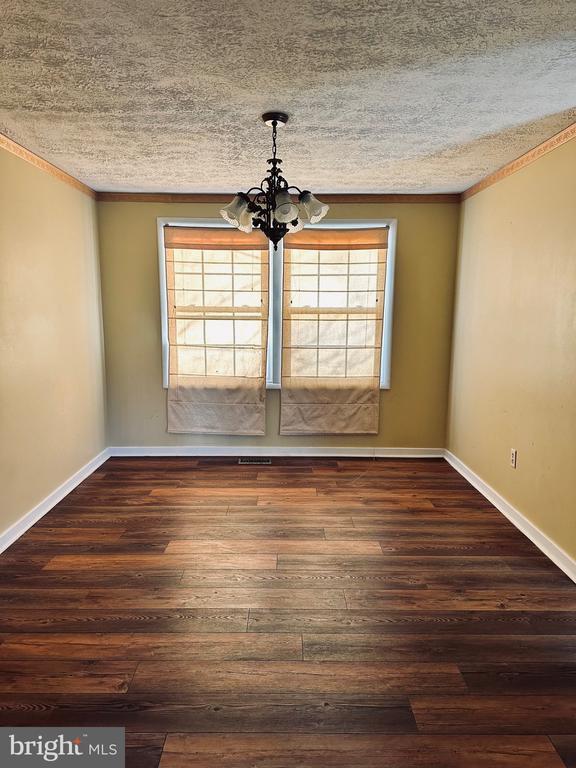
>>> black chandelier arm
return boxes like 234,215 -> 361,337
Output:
286,185 -> 303,195
244,186 -> 266,197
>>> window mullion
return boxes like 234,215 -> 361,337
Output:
266,241 -> 283,387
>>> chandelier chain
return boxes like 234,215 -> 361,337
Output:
271,120 -> 278,162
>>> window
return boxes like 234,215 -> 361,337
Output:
279,227 -> 389,435
163,225 -> 269,435
282,228 -> 387,380
165,226 -> 268,379
159,219 -> 396,391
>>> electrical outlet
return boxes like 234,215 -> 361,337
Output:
510,448 -> 518,469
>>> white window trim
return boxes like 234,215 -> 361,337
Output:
157,217 -> 397,390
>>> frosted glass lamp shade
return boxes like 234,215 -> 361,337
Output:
299,191 -> 329,224
296,203 -> 310,224
237,206 -> 254,233
220,194 -> 250,229
274,190 -> 299,223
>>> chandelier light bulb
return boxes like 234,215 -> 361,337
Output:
299,191 -> 330,224
273,190 -> 299,224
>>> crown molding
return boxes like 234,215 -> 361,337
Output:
462,120 -> 576,200
0,132 -> 96,199
95,191 -> 460,203
3,121 -> 575,206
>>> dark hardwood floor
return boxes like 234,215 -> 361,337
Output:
0,457 -> 575,767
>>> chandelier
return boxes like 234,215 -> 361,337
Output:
220,112 -> 330,248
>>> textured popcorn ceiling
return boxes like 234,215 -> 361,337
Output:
1,0 -> 575,193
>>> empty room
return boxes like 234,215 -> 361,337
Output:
1,1 -> 575,766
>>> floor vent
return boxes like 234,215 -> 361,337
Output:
238,457 -> 272,465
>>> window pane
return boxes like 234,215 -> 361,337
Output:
175,274 -> 202,290
290,250 -> 318,263
291,318 -> 318,346
349,275 -> 377,292
291,275 -> 317,292
174,249 -> 202,262
235,319 -> 262,346
347,347 -> 375,376
176,319 -> 204,345
204,250 -> 231,263
205,319 -> 234,345
234,291 -> 261,307
318,347 -> 346,376
177,346 -> 205,375
204,291 -> 233,307
205,274 -> 232,291
319,291 -> 347,308
204,262 -> 230,274
206,347 -> 234,375
283,240 -> 387,384
167,243 -> 268,380
319,319 -> 347,346
175,289 -> 202,307
348,319 -> 376,347
349,291 -> 378,308
288,347 -> 317,376
234,274 -> 262,292
296,263 -> 320,275
320,262 -> 348,275
350,249 -> 378,264
319,250 -> 348,263
291,291 -> 319,308
235,348 -> 263,377
319,275 -> 347,292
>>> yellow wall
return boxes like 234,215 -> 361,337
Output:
448,138 -> 576,559
0,148 -> 106,534
3,131 -> 574,561
97,201 -> 459,448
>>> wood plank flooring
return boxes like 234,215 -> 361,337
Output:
0,457 -> 575,767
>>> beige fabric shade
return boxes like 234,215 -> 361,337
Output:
284,227 -> 388,251
280,227 -> 388,435
165,226 -> 268,250
164,227 -> 269,435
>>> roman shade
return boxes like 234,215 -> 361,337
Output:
280,227 -> 388,435
164,226 -> 269,434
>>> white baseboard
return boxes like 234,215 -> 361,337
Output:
445,450 -> 576,585
108,445 -> 444,458
0,449 -> 111,555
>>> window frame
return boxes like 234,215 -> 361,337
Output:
158,217 -> 396,390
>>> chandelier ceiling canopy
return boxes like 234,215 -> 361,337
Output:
220,112 -> 330,248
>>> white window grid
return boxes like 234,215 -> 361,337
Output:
283,247 -> 385,379
170,247 -> 266,379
